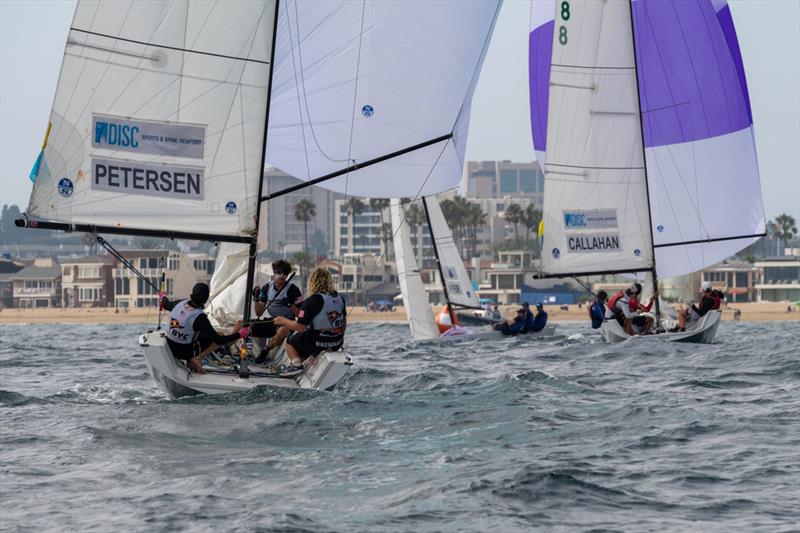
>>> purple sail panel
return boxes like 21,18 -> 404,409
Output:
529,20 -> 553,155
631,0 -> 751,148
715,4 -> 753,124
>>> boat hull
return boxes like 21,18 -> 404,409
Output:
413,325 -> 557,345
139,330 -> 353,397
601,311 -> 721,344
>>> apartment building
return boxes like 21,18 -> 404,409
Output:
9,258 -> 61,308
61,256 -> 115,307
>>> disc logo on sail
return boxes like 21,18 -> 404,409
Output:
225,202 -> 237,215
92,114 -> 205,159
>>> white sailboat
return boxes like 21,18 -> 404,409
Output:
529,0 -> 765,343
17,0 -> 502,394
390,197 -> 555,343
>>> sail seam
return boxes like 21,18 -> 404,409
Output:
551,63 -> 634,70
69,28 -> 271,65
546,163 -> 645,170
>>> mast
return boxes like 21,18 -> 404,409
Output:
421,197 -> 457,326
243,0 -> 281,322
627,0 -> 661,327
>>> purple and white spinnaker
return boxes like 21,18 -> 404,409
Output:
530,0 -> 765,280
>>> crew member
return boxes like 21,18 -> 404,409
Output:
671,281 -> 722,332
162,283 -> 249,373
588,290 -> 608,329
274,267 -> 346,372
435,305 -> 459,334
252,259 -> 303,352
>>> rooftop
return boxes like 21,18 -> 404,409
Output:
9,264 -> 61,281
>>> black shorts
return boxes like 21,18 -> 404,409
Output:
630,315 -> 648,328
287,330 -> 342,360
250,320 -> 277,338
166,335 -> 213,360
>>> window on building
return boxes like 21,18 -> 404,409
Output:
497,274 -> 516,289
78,266 -> 100,278
519,170 -> 536,192
500,169 -> 517,193
168,258 -> 179,270
79,287 -> 100,301
735,272 -> 748,287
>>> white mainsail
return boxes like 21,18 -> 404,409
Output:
266,0 -> 501,199
390,199 -> 439,341
424,197 -> 480,309
27,0 -> 277,238
539,0 -> 653,277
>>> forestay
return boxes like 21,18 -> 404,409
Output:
530,0 -> 765,279
424,197 -> 480,309
266,0 -> 501,199
535,0 -> 654,277
391,200 -> 439,341
27,0 -> 277,237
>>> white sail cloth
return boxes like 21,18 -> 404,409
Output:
391,199 -> 439,340
538,0 -> 654,277
266,0 -> 501,199
27,0 -> 276,237
424,197 -> 480,309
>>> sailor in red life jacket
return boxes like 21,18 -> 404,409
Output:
435,305 -> 459,334
605,283 -> 657,335
671,281 -> 722,332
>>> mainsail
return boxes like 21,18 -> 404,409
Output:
390,199 -> 439,340
530,0 -> 765,279
25,0 -> 277,239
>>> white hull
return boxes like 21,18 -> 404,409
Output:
413,325 -> 557,345
139,331 -> 353,397
601,311 -> 721,344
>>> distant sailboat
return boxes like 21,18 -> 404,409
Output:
529,0 -> 765,343
16,0 -> 502,393
391,197 -> 555,343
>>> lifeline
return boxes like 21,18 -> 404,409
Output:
567,234 -> 620,251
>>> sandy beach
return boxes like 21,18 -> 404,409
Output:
0,302 -> 797,325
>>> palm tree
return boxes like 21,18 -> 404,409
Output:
466,203 -> 486,257
345,197 -> 365,254
405,203 -> 426,264
774,214 -> 798,254
504,203 -> 524,243
522,204 -> 542,250
369,198 -> 390,225
293,198 -> 316,255
380,222 -> 394,260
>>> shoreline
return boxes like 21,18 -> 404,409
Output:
1,302 -> 797,325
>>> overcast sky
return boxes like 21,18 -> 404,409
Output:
1,0 -> 798,221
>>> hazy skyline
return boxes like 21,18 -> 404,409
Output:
1,0 -> 798,222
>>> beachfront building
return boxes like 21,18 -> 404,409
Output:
262,169 -> 345,255
60,256 -> 115,308
0,258 -> 25,308
699,260 -> 759,303
113,250 -> 215,308
327,254 -> 397,306
754,257 -> 800,302
9,258 -> 61,308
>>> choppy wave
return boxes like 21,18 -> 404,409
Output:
1,320 -> 798,531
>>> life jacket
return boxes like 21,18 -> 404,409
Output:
435,305 -> 459,334
589,301 -> 605,329
263,281 -> 298,318
165,299 -> 204,345
607,291 -> 626,317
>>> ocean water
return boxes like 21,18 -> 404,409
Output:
0,320 -> 797,532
